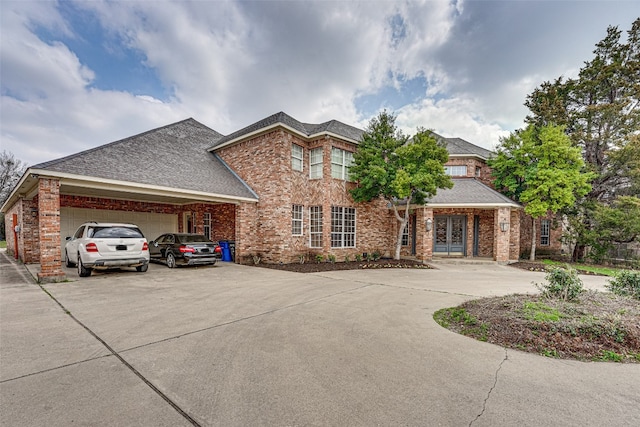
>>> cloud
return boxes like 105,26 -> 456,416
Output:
1,0 -> 638,167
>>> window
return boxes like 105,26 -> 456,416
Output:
331,147 -> 354,180
204,213 -> 212,240
540,219 -> 550,246
310,147 -> 323,179
292,144 -> 303,171
310,206 -> 323,248
401,222 -> 409,246
444,165 -> 467,176
475,166 -> 481,177
292,205 -> 303,236
331,206 -> 356,248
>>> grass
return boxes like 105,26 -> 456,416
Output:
0,240 -> 6,249
541,259 -> 621,277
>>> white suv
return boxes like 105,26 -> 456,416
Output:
64,222 -> 150,277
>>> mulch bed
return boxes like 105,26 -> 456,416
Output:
436,292 -> 640,363
253,258 -> 431,273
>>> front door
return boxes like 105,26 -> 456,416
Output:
434,215 -> 466,256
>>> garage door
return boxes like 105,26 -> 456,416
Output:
60,207 -> 178,256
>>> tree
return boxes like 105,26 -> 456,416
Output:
525,18 -> 640,260
489,124 -> 593,261
349,111 -> 452,260
590,196 -> 640,262
0,150 -> 27,239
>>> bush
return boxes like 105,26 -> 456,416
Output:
606,270 -> 640,299
535,266 -> 584,301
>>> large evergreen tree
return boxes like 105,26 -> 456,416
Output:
349,111 -> 452,260
525,18 -> 640,260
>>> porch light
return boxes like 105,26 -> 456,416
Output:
425,218 -> 433,231
500,221 -> 510,232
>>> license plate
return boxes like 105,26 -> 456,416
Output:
116,245 -> 127,251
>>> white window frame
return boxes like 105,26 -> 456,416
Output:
401,222 -> 409,246
309,206 -> 323,248
292,144 -> 303,171
331,147 -> 354,180
203,213 -> 212,240
540,219 -> 550,246
331,206 -> 356,248
310,147 -> 323,179
444,165 -> 467,176
292,205 -> 303,236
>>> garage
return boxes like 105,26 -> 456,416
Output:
60,207 -> 178,255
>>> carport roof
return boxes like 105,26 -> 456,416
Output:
427,178 -> 520,208
30,119 -> 258,202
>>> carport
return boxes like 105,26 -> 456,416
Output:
1,119 -> 258,282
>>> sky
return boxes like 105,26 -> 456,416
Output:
1,0 -> 638,167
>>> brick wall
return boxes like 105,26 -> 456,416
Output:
445,158 -> 493,186
518,211 -> 563,258
217,129 -> 394,264
60,196 -> 236,242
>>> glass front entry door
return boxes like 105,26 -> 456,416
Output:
434,215 -> 466,255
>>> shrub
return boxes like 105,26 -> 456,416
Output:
535,266 -> 584,301
327,254 -> 336,263
355,254 -> 362,262
606,270 -> 640,299
315,254 -> 324,263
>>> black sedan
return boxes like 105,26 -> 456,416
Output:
149,233 -> 222,268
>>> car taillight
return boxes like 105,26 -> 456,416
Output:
214,246 -> 222,254
142,242 -> 149,251
179,245 -> 196,253
86,242 -> 99,253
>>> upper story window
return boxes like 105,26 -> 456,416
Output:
292,144 -> 303,171
475,166 -> 481,177
310,147 -> 323,179
444,165 -> 467,176
540,219 -> 550,246
292,205 -> 303,236
331,147 -> 354,180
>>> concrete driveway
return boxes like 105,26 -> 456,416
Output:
1,251 -> 637,426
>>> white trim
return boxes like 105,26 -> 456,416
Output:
1,168 -> 258,213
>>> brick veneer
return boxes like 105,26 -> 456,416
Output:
218,129 -> 394,264
37,179 -> 65,282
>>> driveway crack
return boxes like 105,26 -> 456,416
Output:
37,283 -> 202,427
469,348 -> 508,427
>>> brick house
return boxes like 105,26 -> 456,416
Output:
1,112 -> 561,282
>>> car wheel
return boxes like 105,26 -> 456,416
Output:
136,263 -> 149,272
166,253 -> 176,268
77,255 -> 92,277
65,250 -> 75,268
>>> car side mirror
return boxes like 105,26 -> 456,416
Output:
152,241 -> 158,247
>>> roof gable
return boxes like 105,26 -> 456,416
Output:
209,111 -> 364,150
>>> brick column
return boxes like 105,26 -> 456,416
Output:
494,207 -> 511,263
416,207 -> 434,261
37,178 -> 66,282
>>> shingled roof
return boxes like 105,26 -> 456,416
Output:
431,133 -> 494,159
32,119 -> 258,201
209,111 -> 364,149
427,178 -> 519,207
